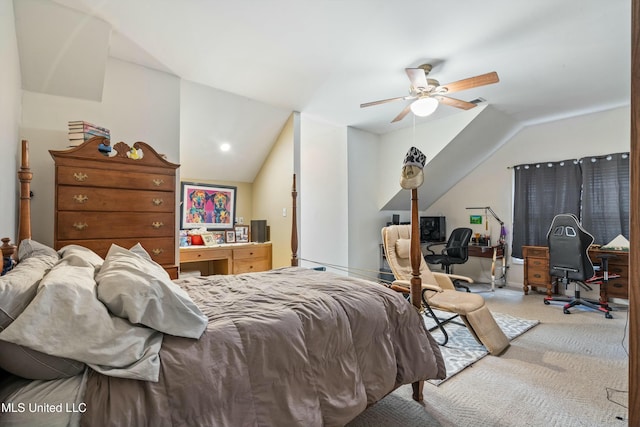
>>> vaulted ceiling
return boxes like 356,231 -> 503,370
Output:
13,0 -> 631,186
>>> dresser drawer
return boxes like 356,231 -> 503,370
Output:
56,166 -> 175,192
57,212 -> 174,240
56,237 -> 176,265
58,186 -> 174,212
180,247 -> 232,263
523,246 -> 548,258
233,258 -> 271,274
605,277 -> 628,299
527,267 -> 550,285
234,245 -> 270,260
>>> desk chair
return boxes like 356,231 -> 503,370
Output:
543,213 -> 613,319
382,225 -> 509,355
424,227 -> 473,291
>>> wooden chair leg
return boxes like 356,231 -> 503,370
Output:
412,380 -> 424,402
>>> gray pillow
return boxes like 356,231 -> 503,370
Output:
0,248 -> 163,381
96,244 -> 208,339
17,239 -> 59,262
0,240 -> 86,380
0,240 -> 59,330
0,340 -> 85,380
57,244 -> 104,268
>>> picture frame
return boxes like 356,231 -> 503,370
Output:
225,230 -> 236,243
201,232 -> 216,247
212,231 -> 226,244
181,182 -> 237,230
469,215 -> 483,225
235,225 -> 249,243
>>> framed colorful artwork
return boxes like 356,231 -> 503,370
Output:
181,182 -> 237,230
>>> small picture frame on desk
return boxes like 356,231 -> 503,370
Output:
235,225 -> 249,243
226,230 -> 236,243
212,231 -> 226,244
201,232 -> 216,246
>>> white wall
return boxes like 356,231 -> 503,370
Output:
347,127 -> 390,277
0,0 -> 21,241
179,80 -> 290,183
300,115 -> 348,274
426,106 -> 631,293
20,58 -> 180,246
377,107 -> 483,209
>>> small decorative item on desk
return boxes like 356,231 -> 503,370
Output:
179,230 -> 190,247
188,227 -> 209,245
235,225 -> 249,243
201,232 -> 216,247
211,231 -> 225,244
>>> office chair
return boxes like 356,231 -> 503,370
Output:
543,213 -> 613,319
382,225 -> 509,355
424,227 -> 473,291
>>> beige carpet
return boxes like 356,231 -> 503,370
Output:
347,286 -> 629,427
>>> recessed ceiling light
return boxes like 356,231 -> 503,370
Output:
220,143 -> 231,152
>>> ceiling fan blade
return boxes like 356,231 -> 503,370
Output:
405,68 -> 428,89
360,95 -> 412,108
391,104 -> 412,123
439,71 -> 499,94
434,95 -> 478,110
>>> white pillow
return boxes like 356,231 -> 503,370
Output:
96,244 -> 208,339
1,240 -> 59,330
0,249 -> 163,381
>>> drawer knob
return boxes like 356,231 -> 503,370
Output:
73,194 -> 89,204
73,172 -> 88,182
151,221 -> 164,229
152,198 -> 164,206
151,248 -> 164,255
152,178 -> 164,187
72,222 -> 88,231
533,274 -> 541,278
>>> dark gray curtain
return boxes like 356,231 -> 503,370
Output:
580,153 -> 630,244
511,160 -> 582,258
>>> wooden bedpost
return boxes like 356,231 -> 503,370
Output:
17,140 -> 32,244
291,174 -> 299,267
410,188 -> 421,310
410,187 -> 424,402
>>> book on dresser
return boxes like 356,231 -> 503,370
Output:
67,120 -> 110,146
50,136 -> 180,279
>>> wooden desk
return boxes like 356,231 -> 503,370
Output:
180,242 -> 272,276
522,245 -> 629,301
468,244 -> 505,291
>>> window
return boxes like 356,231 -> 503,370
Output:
511,152 -> 629,258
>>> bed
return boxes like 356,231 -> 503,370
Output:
0,140 -> 445,427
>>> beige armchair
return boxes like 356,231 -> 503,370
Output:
382,225 -> 509,355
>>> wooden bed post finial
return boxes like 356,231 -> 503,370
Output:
291,174 -> 299,267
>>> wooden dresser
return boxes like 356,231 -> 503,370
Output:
521,245 -> 629,301
180,242 -> 272,276
50,137 -> 180,278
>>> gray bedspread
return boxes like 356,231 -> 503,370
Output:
80,267 -> 445,427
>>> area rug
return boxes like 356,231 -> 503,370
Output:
424,311 -> 539,385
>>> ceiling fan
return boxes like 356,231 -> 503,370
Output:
360,64 -> 499,123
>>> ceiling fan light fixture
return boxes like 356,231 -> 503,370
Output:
410,97 -> 438,117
